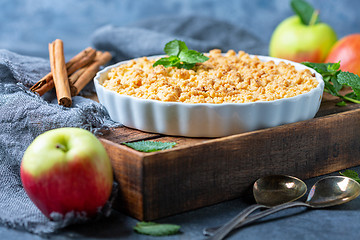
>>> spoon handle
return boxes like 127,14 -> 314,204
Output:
238,201 -> 310,227
205,201 -> 310,239
205,204 -> 268,240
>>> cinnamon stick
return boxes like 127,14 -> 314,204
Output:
69,67 -> 87,96
49,39 -> 72,107
30,47 -> 96,96
70,51 -> 112,96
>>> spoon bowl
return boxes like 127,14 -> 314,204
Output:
306,176 -> 360,207
253,175 -> 307,206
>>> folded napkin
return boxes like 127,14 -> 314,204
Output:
0,15 -> 267,235
0,50 -> 119,235
92,15 -> 267,63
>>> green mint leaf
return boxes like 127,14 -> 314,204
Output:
336,101 -> 347,106
291,0 -> 320,25
303,61 -> 343,97
302,62 -> 340,76
153,57 -> 172,68
179,50 -> 209,64
328,62 -> 341,72
323,81 -> 339,97
179,62 -> 196,70
330,76 -> 343,92
123,141 -> 176,152
302,62 -> 327,74
345,92 -> 360,99
353,88 -> 360,98
155,39 -> 208,69
303,61 -> 360,105
164,39 -> 188,57
337,71 -> 360,96
340,170 -> 360,183
134,221 -> 181,236
153,56 -> 181,68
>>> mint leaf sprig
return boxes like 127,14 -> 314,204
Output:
134,221 -> 181,236
340,170 -> 360,183
123,140 -> 176,152
302,62 -> 360,106
153,40 -> 209,70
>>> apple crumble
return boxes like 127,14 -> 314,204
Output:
102,49 -> 318,103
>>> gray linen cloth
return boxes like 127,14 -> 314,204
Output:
0,16 -> 266,235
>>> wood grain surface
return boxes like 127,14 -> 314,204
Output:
98,92 -> 360,220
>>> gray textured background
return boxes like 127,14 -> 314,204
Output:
1,0 -> 359,59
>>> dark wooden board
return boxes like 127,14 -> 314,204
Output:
98,93 -> 360,220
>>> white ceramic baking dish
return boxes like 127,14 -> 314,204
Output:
94,55 -> 324,137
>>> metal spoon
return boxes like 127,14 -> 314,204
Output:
205,176 -> 360,240
203,175 -> 307,238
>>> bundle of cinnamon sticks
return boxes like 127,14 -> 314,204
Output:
30,39 -> 112,107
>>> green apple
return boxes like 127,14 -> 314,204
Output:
269,15 -> 337,63
20,127 -> 113,219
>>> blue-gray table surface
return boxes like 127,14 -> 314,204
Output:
1,0 -> 360,239
2,168 -> 360,240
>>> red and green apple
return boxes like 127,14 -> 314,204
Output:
326,33 -> 360,76
20,127 -> 113,219
269,15 -> 337,63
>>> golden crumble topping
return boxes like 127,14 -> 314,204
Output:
102,49 -> 318,103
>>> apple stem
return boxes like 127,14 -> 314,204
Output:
56,144 -> 68,152
309,10 -> 319,26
